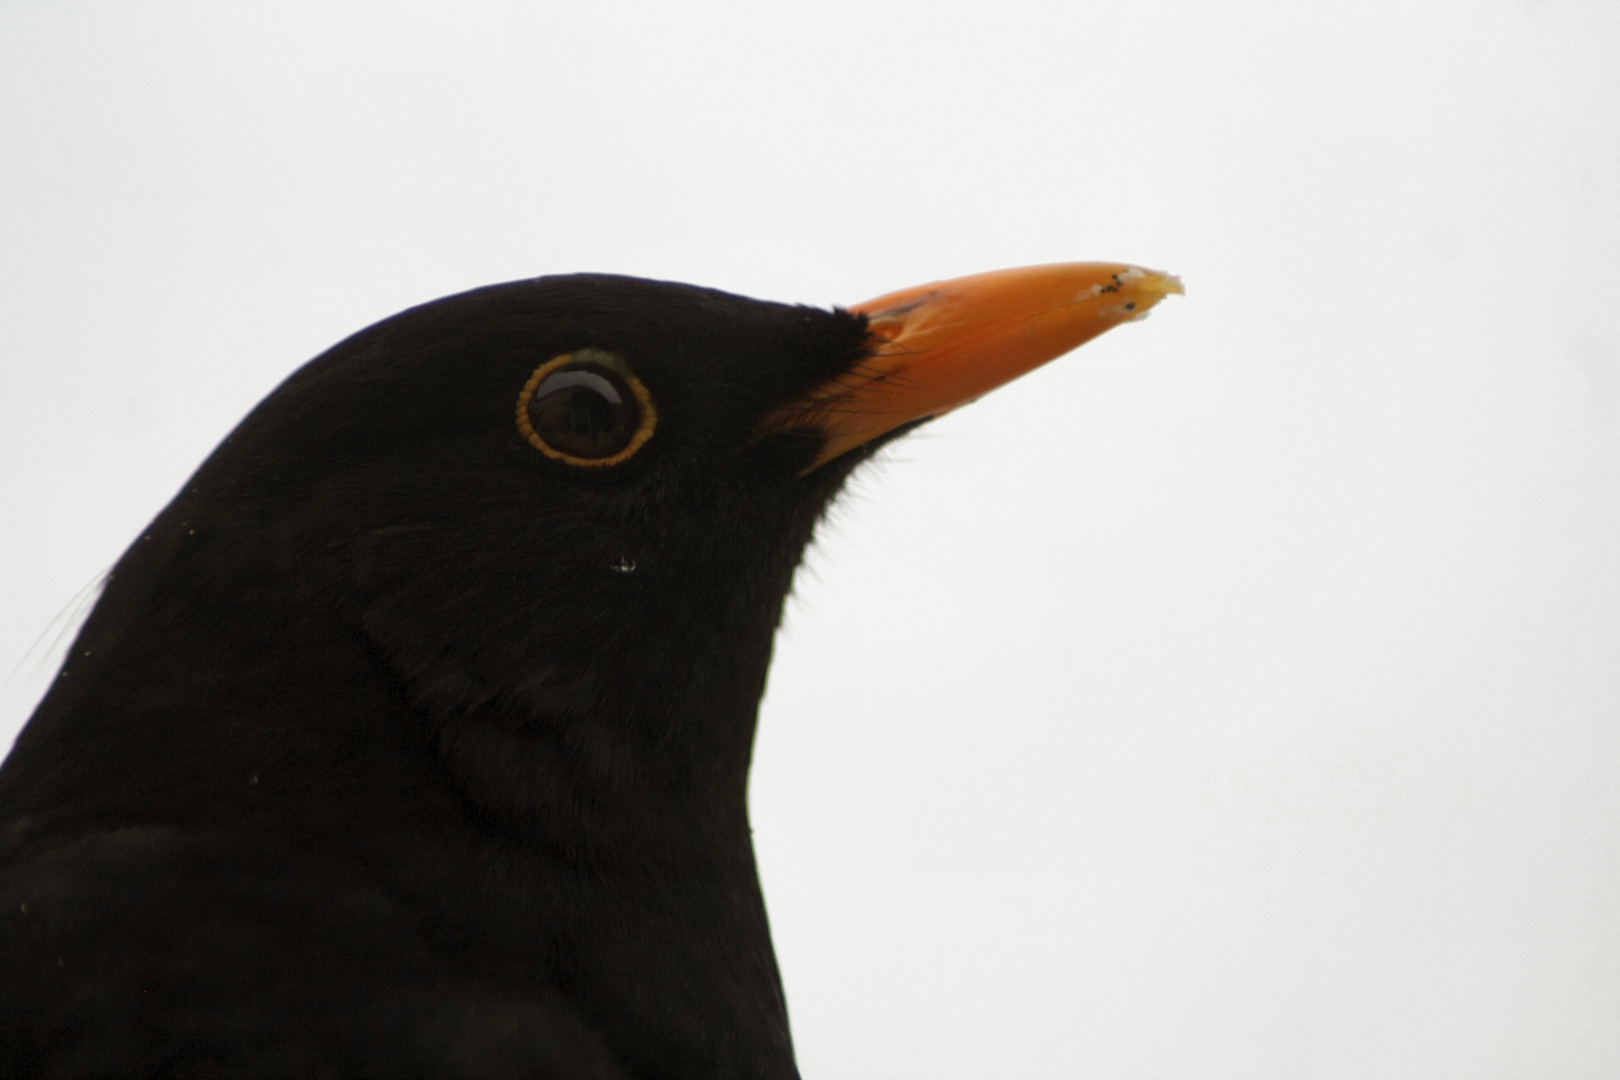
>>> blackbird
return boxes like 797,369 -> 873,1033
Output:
0,263 -> 1181,1078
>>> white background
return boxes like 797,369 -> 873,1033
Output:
3,2 -> 1618,1076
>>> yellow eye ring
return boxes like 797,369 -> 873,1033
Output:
516,349 -> 657,467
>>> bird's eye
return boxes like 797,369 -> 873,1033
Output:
516,349 -> 656,466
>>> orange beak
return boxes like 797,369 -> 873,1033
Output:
772,262 -> 1184,473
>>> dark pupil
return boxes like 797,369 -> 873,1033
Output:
528,365 -> 637,458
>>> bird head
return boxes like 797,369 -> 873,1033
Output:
21,264 -> 1181,835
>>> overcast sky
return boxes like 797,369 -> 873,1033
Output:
2,2 -> 1618,1077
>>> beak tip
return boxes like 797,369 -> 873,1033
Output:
1123,265 -> 1185,298
1118,266 -> 1184,321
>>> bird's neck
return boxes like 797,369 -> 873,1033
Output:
6,555 -> 801,1079
16,558 -> 779,872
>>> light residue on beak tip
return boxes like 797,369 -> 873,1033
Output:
1094,267 -> 1185,323
1085,265 -> 1183,301
1154,271 -> 1186,296
1121,265 -> 1185,297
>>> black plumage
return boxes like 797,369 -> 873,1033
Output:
0,265 -> 1178,1077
